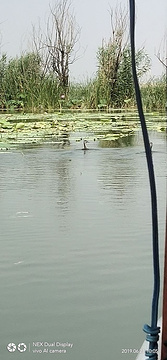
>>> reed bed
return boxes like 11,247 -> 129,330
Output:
0,53 -> 165,112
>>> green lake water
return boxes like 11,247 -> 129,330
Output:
0,121 -> 166,359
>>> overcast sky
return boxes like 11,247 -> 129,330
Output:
0,0 -> 166,81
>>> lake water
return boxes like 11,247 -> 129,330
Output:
0,127 -> 166,359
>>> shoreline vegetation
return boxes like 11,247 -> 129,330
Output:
0,1 -> 165,115
0,1 -> 165,151
0,52 -> 165,113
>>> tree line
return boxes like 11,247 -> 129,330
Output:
0,0 -> 165,111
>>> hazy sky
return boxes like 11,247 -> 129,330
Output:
0,0 -> 166,81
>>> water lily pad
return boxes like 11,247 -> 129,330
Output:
0,119 -> 12,129
15,123 -> 25,130
0,110 -> 164,149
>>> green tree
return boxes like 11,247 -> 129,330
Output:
96,5 -> 150,108
96,5 -> 128,107
114,47 -> 151,107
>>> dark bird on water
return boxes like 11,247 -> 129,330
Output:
82,139 -> 89,150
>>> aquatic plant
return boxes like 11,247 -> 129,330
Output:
0,112 -> 165,151
0,49 -> 164,112
141,75 -> 166,111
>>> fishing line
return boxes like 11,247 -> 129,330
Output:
129,1 -> 160,358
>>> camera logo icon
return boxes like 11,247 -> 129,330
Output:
18,343 -> 27,352
7,342 -> 27,352
7,343 -> 16,352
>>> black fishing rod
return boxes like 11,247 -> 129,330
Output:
161,46 -> 167,360
129,1 -> 160,359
